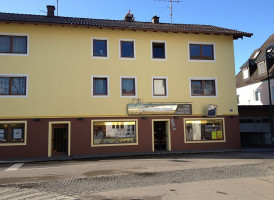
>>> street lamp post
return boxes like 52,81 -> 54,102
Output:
265,45 -> 274,147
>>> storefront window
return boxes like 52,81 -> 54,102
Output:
92,120 -> 137,146
0,122 -> 26,144
185,119 -> 224,142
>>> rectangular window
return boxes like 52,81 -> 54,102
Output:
0,76 -> 27,96
0,122 -> 26,145
189,44 -> 214,60
120,40 -> 134,58
121,77 -> 136,96
0,35 -> 27,54
92,120 -> 137,146
92,39 -> 108,57
191,79 -> 216,96
152,41 -> 166,59
185,119 -> 225,142
254,90 -> 260,101
92,76 -> 108,96
258,62 -> 266,75
243,68 -> 249,79
153,78 -> 167,96
237,95 -> 240,104
272,85 -> 274,100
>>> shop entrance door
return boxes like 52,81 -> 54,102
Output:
52,124 -> 68,156
153,121 -> 167,151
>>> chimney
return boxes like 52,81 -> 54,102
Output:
152,15 -> 160,24
124,10 -> 134,22
47,5 -> 55,17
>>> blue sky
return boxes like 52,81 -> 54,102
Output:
1,0 -> 273,74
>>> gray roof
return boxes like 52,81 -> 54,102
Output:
0,12 -> 252,39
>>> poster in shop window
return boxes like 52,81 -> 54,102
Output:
13,129 -> 22,139
0,133 -> 4,141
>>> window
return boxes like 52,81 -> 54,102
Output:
0,35 -> 27,54
190,79 -> 216,96
0,75 -> 27,96
185,119 -> 225,142
258,62 -> 266,75
92,76 -> 109,96
254,90 -> 260,101
152,41 -> 166,60
92,120 -> 138,146
120,40 -> 135,58
243,68 -> 249,79
271,85 -> 274,100
189,43 -> 214,60
237,95 -> 240,104
153,78 -> 167,96
0,121 -> 27,145
121,77 -> 136,97
252,51 -> 260,59
92,38 -> 108,58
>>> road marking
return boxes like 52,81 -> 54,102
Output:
4,163 -> 24,171
20,163 -> 97,171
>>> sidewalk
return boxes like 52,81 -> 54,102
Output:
1,147 -> 274,164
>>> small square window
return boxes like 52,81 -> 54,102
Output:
92,77 -> 108,96
93,39 -> 107,57
120,41 -> 134,58
153,78 -> 167,96
121,77 -> 136,96
189,44 -> 214,60
152,42 -> 166,59
191,79 -> 216,96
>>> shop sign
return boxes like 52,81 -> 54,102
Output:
127,103 -> 192,115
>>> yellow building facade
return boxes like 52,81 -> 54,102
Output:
0,8 -> 252,159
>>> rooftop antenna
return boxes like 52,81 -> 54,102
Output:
155,0 -> 182,24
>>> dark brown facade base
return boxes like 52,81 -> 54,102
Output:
0,116 -> 241,160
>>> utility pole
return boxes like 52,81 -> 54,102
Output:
155,0 -> 182,24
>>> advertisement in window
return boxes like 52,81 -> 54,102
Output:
185,119 -> 224,142
93,121 -> 137,145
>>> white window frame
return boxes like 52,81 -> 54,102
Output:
151,40 -> 167,61
91,37 -> 109,59
152,77 -> 168,97
120,76 -> 137,97
119,39 -> 136,60
91,75 -> 109,97
257,61 -> 266,75
189,77 -> 218,98
0,74 -> 29,98
243,68 -> 249,79
0,33 -> 29,56
188,42 -> 216,62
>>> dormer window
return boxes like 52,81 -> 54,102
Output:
252,51 -> 260,59
242,68 -> 249,79
258,62 -> 266,75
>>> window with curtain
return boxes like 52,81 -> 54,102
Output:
121,41 -> 134,58
191,79 -> 216,96
189,44 -> 214,60
93,77 -> 107,96
153,78 -> 167,96
0,35 -> 27,54
0,76 -> 26,95
93,39 -> 107,57
121,78 -> 135,96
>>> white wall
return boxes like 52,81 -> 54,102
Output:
237,79 -> 274,105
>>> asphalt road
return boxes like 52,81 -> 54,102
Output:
0,151 -> 274,200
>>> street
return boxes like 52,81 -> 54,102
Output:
0,151 -> 274,200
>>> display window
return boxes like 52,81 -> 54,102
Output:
91,120 -> 138,146
0,121 -> 27,145
185,119 -> 225,142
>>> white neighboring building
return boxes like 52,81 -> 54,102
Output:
236,34 -> 274,147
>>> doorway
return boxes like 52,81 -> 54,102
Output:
48,121 -> 71,157
52,124 -> 68,156
152,120 -> 171,151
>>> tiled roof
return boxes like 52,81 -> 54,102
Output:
236,34 -> 274,88
0,12 -> 252,39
